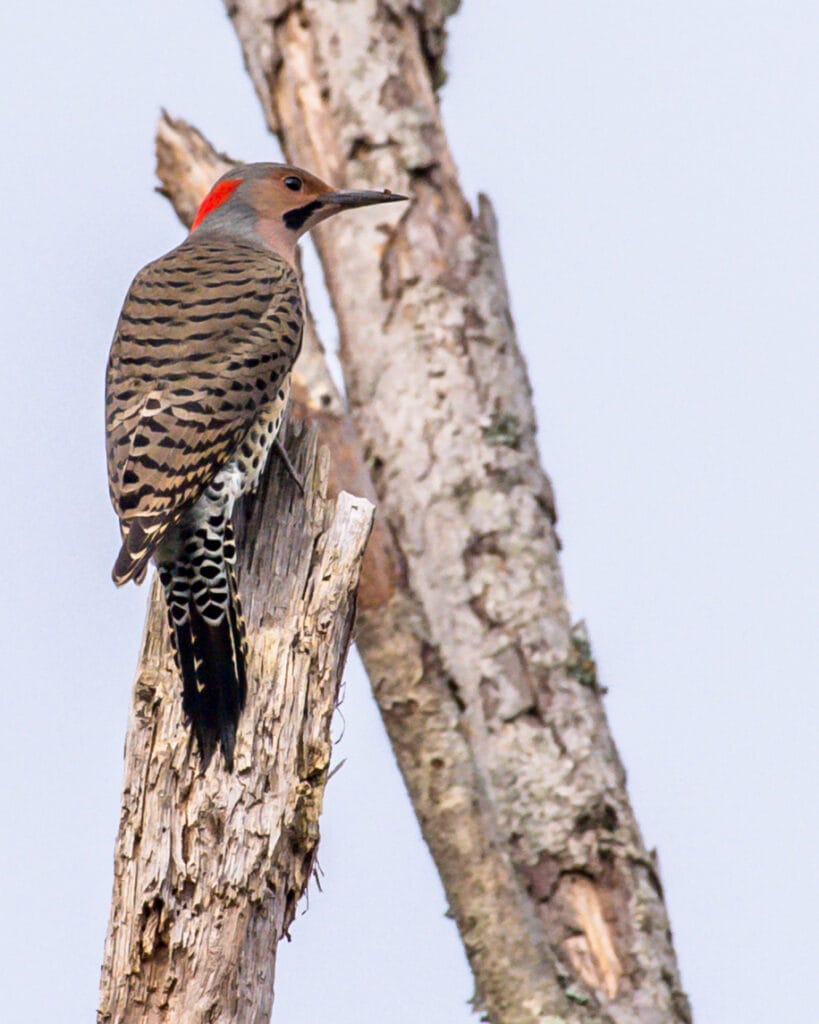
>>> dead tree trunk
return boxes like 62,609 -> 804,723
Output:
217,3 -> 691,1023
104,2 -> 693,1016
97,427 -> 373,1024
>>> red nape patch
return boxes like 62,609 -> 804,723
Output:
191,178 -> 242,230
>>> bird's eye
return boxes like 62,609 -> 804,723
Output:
284,176 -> 302,191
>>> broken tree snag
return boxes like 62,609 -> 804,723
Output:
221,3 -> 691,1023
98,424 -> 374,1024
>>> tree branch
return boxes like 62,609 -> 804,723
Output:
98,425 -> 374,1024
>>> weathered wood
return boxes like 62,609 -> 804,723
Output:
217,3 -> 692,1022
98,425 -> 374,1024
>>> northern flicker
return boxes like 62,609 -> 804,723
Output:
106,163 -> 405,769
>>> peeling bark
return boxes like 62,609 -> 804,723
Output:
98,427 -> 374,1024
217,2 -> 691,1022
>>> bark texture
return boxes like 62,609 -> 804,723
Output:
219,3 -> 691,1023
98,426 -> 373,1024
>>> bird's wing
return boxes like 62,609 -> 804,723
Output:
105,236 -> 303,581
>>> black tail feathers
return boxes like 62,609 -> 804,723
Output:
162,570 -> 248,770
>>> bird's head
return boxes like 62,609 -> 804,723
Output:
189,162 -> 407,260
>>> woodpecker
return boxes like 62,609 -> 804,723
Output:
106,163 -> 405,768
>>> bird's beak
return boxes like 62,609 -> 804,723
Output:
321,189 -> 408,208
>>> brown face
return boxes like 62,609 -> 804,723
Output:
190,162 -> 407,246
247,167 -> 339,234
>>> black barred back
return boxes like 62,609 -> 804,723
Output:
106,234 -> 303,582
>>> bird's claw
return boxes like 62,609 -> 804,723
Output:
273,438 -> 304,495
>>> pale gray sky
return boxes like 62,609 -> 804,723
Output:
1,3 -> 816,1023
